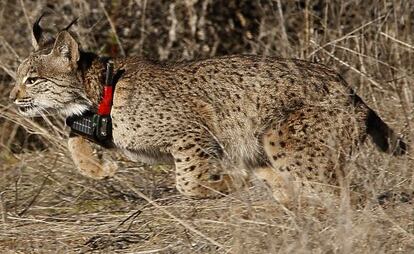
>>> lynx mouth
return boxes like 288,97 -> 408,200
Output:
15,102 -> 45,117
17,104 -> 33,112
16,103 -> 37,116
15,101 -> 87,117
17,105 -> 58,117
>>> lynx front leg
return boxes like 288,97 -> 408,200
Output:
67,136 -> 118,179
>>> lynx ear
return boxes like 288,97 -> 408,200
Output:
52,31 -> 80,65
31,13 -> 46,50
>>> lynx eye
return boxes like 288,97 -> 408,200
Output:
25,77 -> 39,85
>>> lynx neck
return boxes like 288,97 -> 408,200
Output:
78,52 -> 108,110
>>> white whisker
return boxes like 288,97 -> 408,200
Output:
60,103 -> 90,117
34,107 -> 65,138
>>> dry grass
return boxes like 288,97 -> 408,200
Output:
0,0 -> 413,253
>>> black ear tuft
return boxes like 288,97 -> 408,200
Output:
32,13 -> 47,50
63,17 -> 79,31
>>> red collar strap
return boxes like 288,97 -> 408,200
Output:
97,60 -> 114,115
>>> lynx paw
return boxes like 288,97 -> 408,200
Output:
68,136 -> 118,179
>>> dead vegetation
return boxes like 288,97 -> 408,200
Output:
0,0 -> 413,253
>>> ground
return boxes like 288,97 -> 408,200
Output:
0,145 -> 413,253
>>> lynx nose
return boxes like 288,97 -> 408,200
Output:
9,84 -> 25,102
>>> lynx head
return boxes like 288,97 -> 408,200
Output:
9,16 -> 90,117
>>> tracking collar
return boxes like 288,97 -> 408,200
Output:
66,60 -> 115,148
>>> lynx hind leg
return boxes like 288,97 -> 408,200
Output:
260,107 -> 356,204
254,167 -> 298,204
172,141 -> 246,198
68,136 -> 118,179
